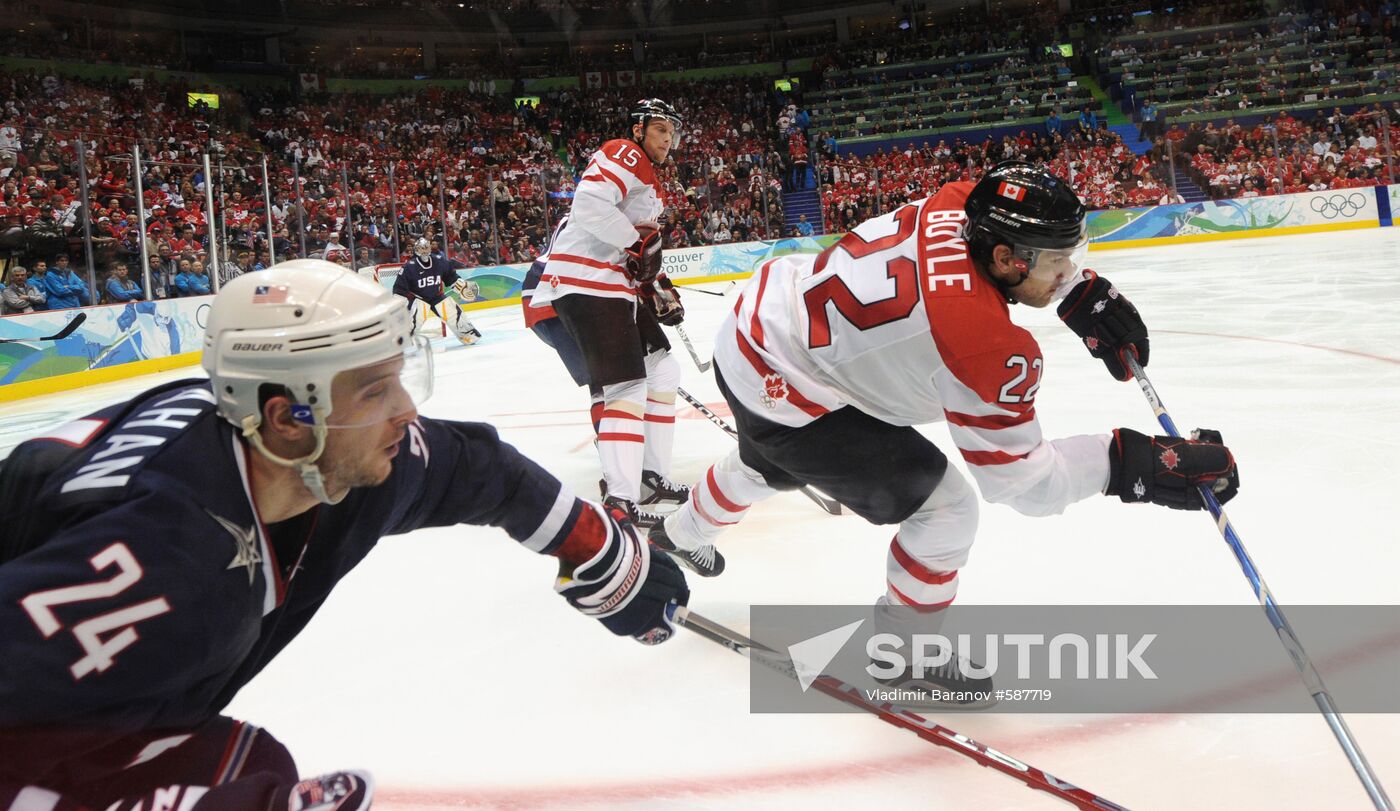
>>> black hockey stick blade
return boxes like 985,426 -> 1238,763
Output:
0,311 -> 87,344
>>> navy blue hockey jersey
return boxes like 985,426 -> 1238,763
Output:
0,379 -> 601,780
393,256 -> 459,305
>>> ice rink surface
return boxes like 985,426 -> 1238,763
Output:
5,228 -> 1399,809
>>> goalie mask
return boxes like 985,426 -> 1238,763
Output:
414,238 -> 431,261
202,260 -> 434,504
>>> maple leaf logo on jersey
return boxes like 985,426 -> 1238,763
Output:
997,182 -> 1026,202
1085,336 -> 1099,350
760,373 -> 788,409
1159,448 -> 1180,471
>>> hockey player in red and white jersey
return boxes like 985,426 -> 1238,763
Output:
650,161 -> 1240,701
528,98 -> 691,529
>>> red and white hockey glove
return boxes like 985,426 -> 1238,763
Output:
624,224 -> 664,284
555,503 -> 689,644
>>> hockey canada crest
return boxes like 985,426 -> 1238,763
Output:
1159,447 -> 1180,471
760,373 -> 788,409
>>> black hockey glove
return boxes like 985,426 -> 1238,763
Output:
624,225 -> 664,284
1057,271 -> 1149,382
555,504 -> 690,644
1106,428 -> 1240,510
641,276 -> 685,326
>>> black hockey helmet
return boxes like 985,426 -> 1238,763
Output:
964,161 -> 1086,256
629,98 -> 683,136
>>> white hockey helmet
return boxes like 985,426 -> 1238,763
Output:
414,237 -> 431,259
202,259 -> 432,502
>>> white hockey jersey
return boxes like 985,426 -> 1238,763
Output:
712,182 -> 1111,517
530,138 -> 664,307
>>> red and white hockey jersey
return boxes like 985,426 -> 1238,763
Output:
713,182 -> 1110,516
529,138 -> 664,308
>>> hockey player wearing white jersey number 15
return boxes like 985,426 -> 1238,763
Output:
527,98 -> 691,530
650,161 -> 1241,704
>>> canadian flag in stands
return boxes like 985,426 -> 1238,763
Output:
299,73 -> 324,92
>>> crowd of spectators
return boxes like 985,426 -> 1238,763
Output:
1171,104 -> 1397,197
813,125 -> 1180,231
0,65 -> 793,310
2,0 -> 1398,317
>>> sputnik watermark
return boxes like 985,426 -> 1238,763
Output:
867,633 -> 1159,680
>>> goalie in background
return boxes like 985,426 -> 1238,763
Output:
393,237 -> 482,345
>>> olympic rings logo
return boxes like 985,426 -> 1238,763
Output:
1310,193 -> 1367,219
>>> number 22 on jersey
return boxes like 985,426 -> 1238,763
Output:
804,206 -> 920,349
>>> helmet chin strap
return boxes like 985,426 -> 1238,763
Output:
240,414 -> 347,506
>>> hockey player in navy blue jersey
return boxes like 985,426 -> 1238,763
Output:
0,259 -> 688,811
394,237 -> 482,344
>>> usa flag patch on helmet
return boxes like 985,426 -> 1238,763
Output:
998,182 -> 1026,202
251,285 -> 289,304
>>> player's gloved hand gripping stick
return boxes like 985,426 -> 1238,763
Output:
1057,271 -> 1148,382
554,503 -> 690,645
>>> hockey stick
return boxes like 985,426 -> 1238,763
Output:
1125,352 -> 1393,811
674,607 -> 1130,811
676,386 -> 843,516
673,325 -> 711,372
681,281 -> 737,297
0,311 -> 87,344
